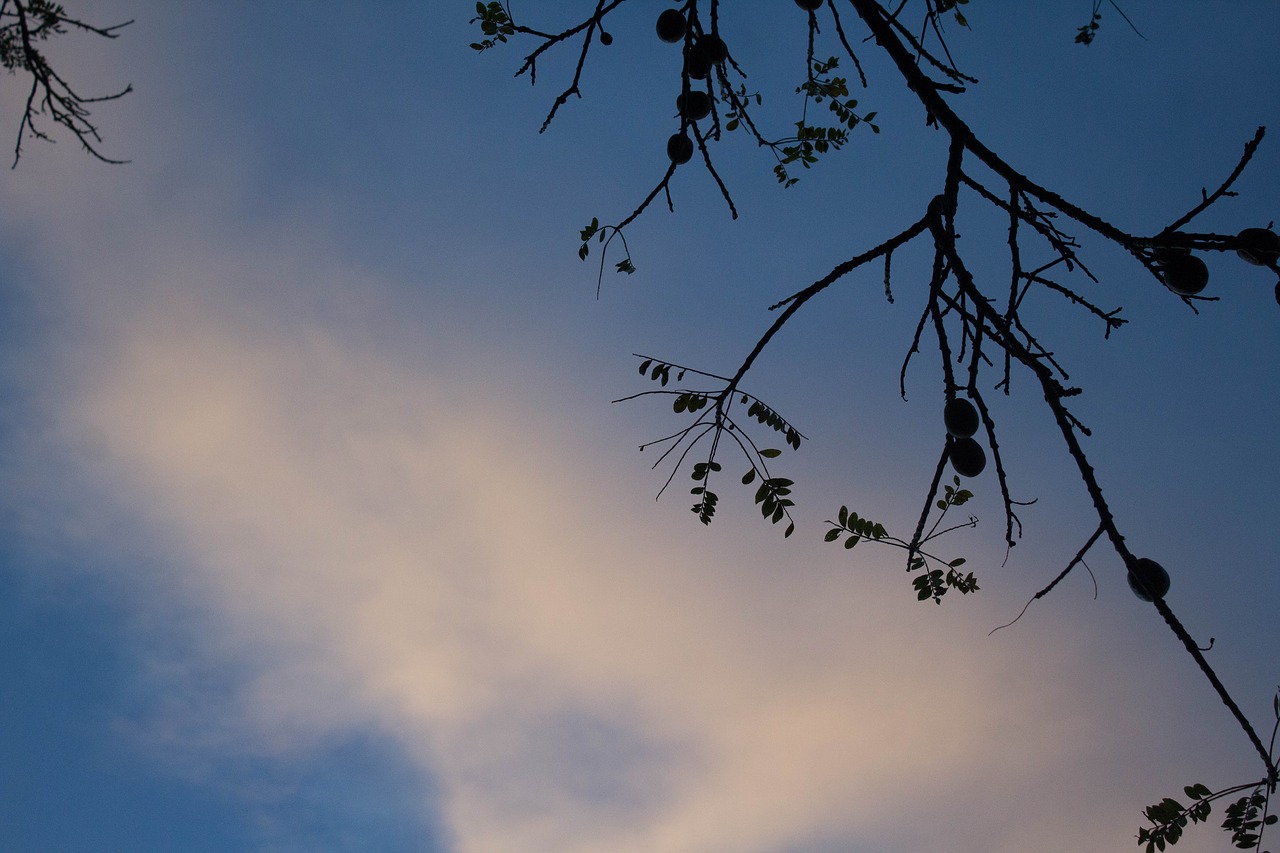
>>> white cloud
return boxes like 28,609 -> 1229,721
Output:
38,259 -> 1149,852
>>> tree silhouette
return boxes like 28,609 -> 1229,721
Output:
5,2 -> 1274,849
471,1 -> 1279,849
0,0 -> 131,166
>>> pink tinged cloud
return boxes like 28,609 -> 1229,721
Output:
52,274 -> 1142,853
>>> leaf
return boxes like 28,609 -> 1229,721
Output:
844,535 -> 858,549
742,469 -> 756,485
760,448 -> 782,458
824,528 -> 842,542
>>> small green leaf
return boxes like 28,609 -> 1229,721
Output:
759,448 -> 782,458
824,528 -> 841,542
742,469 -> 756,485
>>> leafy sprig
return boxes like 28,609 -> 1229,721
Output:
825,477 -> 978,603
617,355 -> 806,537
1137,690 -> 1279,851
773,56 -> 879,188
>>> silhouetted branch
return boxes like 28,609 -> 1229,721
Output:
2,0 -> 132,166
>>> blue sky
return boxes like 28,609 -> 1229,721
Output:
1,2 -> 1278,851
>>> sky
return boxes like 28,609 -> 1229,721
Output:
1,2 -> 1278,852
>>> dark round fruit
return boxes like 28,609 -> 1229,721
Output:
677,90 -> 712,121
656,9 -> 686,43
943,398 -> 979,439
700,34 -> 728,63
599,30 -> 613,46
949,436 -> 986,478
1126,557 -> 1170,602
667,132 -> 694,165
685,41 -> 713,80
1237,227 -> 1280,267
795,0 -> 823,10
1157,248 -> 1209,296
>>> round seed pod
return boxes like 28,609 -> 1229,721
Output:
677,90 -> 712,121
944,398 -> 979,438
1126,557 -> 1170,602
667,132 -> 694,165
1156,248 -> 1209,296
949,436 -> 986,478
685,41 -> 713,80
656,9 -> 686,43
1237,227 -> 1280,266
700,34 -> 728,64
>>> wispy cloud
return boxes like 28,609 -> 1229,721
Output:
22,243 -> 1138,851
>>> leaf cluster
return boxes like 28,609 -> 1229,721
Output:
824,477 -> 978,604
933,0 -> 971,28
1138,782 -> 1277,852
620,355 -> 805,539
773,56 -> 879,188
468,2 -> 515,53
